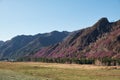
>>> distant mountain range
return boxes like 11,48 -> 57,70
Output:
0,17 -> 120,65
0,31 -> 70,59
0,41 -> 4,46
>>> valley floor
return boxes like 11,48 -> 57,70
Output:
0,62 -> 120,80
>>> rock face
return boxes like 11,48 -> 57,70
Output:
0,31 -> 70,59
34,18 -> 120,60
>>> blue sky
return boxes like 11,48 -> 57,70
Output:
0,0 -> 120,41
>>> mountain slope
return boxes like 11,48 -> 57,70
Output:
85,20 -> 120,59
14,31 -> 69,58
0,41 -> 4,46
33,18 -> 120,60
0,31 -> 70,59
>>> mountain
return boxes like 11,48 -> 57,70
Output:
0,31 -> 70,59
84,19 -> 120,59
33,18 -> 120,62
0,41 -> 4,46
0,17 -> 120,65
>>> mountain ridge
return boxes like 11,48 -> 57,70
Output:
33,18 -> 120,60
0,31 -> 70,59
0,17 -> 120,66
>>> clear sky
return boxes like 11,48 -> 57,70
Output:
0,0 -> 120,41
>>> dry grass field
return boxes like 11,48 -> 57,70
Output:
0,62 -> 120,80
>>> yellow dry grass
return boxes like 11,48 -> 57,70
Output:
0,62 -> 120,80
2,62 -> 119,70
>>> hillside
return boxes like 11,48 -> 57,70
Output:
0,31 -> 69,59
31,18 -> 120,65
84,19 -> 120,59
0,17 -> 120,65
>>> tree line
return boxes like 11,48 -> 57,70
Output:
17,57 -> 120,66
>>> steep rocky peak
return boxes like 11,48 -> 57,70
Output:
98,17 -> 109,23
93,17 -> 109,28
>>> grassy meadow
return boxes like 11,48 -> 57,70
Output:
0,62 -> 120,80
